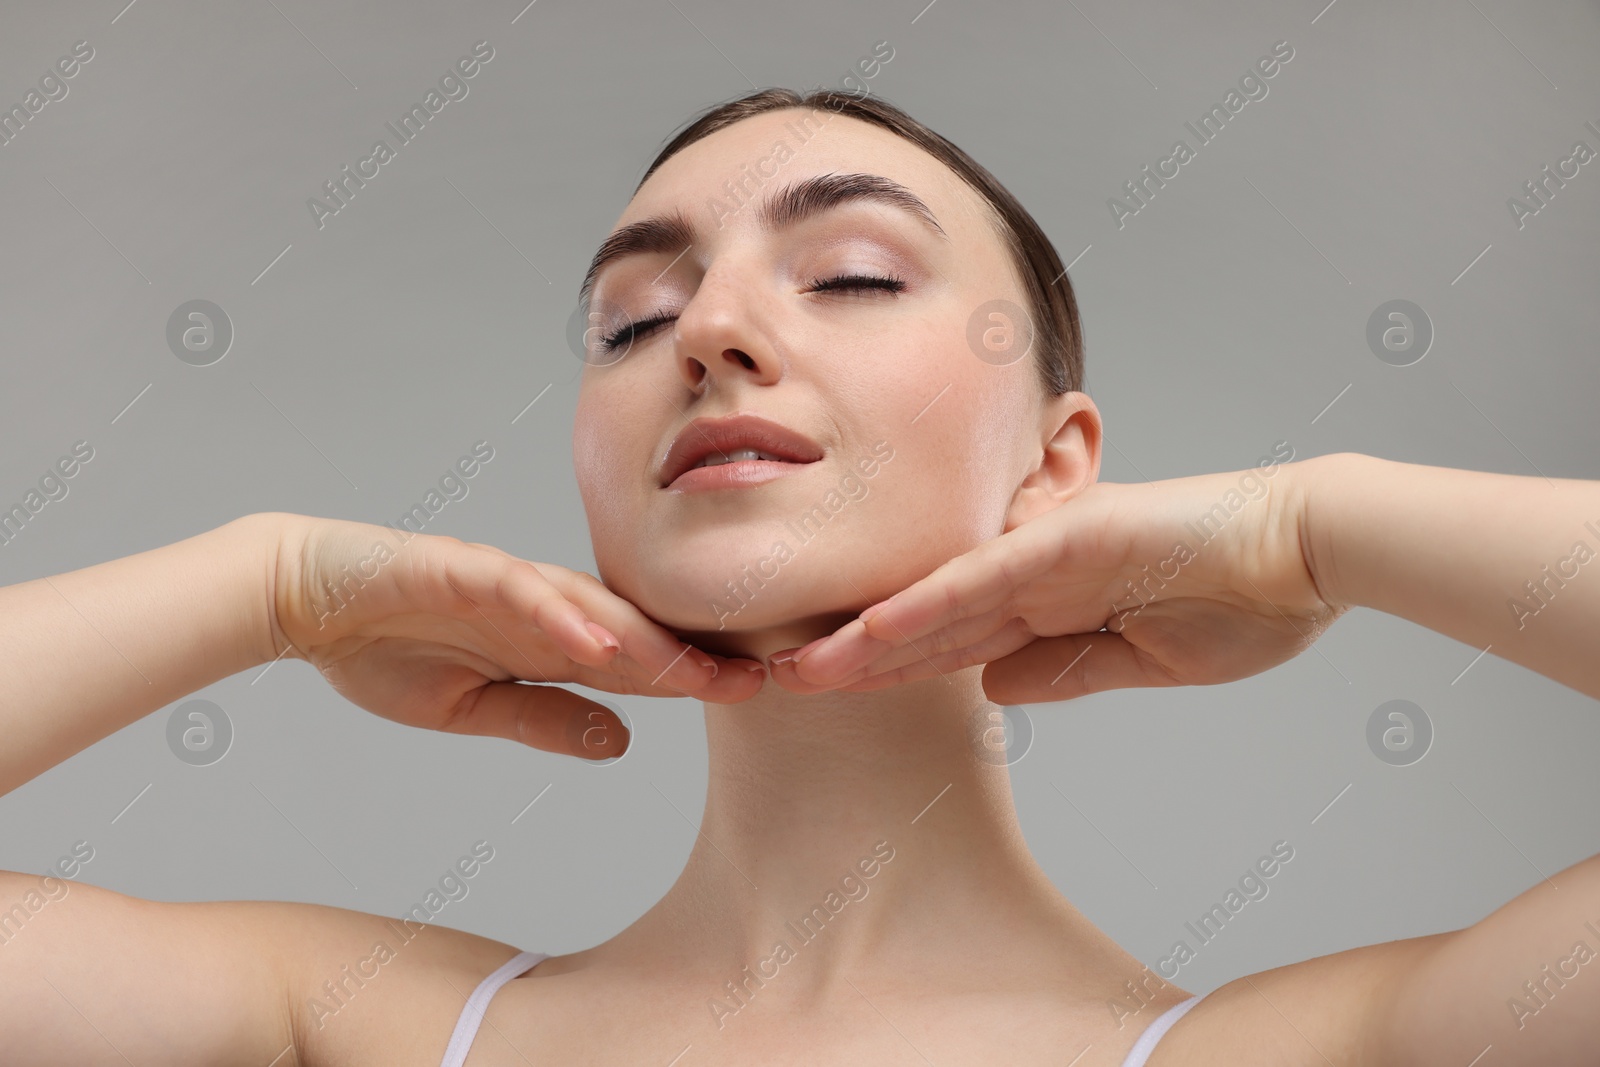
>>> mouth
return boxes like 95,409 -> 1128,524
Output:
659,413 -> 824,491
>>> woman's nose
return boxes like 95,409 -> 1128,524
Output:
672,270 -> 783,391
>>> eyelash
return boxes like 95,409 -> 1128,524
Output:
595,272 -> 907,353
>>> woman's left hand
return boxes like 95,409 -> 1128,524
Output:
764,458 -> 1348,703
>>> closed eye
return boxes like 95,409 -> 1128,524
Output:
805,271 -> 907,295
595,272 -> 907,353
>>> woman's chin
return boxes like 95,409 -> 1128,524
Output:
671,617 -> 855,662
614,580 -> 853,659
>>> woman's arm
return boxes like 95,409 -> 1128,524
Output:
1,510 -> 764,800
0,512 -> 766,1065
773,451 -> 1600,705
0,514 -> 304,1064
0,513 -> 279,797
1303,451 -> 1600,701
1298,455 -> 1600,1062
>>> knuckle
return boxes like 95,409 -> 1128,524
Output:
490,567 -> 515,610
942,583 -> 968,621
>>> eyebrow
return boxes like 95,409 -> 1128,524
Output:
578,171 -> 947,303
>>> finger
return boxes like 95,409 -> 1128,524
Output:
562,654 -> 758,702
434,543 -> 621,668
783,514 -> 1065,683
594,613 -> 768,701
534,565 -> 718,688
427,547 -> 764,701
538,566 -> 767,701
770,617 -> 1034,695
980,632 -> 1181,704
789,605 -> 1010,686
440,678 -> 631,760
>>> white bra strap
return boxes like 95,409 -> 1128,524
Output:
438,950 -> 548,1067
1117,993 -> 1203,1067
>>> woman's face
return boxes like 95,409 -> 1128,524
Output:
572,106 -> 1099,660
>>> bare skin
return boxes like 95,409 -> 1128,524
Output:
3,104 -> 1599,1065
4,456 -> 1600,1064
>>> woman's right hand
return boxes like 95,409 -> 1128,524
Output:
263,513 -> 766,759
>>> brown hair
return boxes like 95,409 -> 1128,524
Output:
633,87 -> 1084,397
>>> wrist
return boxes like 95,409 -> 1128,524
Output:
1295,451 -> 1377,614
215,511 -> 298,668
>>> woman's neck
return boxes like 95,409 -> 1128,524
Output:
603,666 -> 1133,996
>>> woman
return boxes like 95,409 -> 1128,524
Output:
3,87 -> 1597,1065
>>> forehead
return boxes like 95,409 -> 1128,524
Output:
631,108 -> 968,210
593,108 -> 996,281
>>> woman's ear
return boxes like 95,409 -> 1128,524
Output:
1004,391 -> 1102,532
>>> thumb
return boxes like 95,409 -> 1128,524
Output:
445,680 -> 631,760
981,632 -> 1180,704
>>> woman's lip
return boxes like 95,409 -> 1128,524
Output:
664,458 -> 817,492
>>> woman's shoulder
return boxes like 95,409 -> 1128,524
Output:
0,878 -> 545,1067
271,899 -> 537,1067
1144,929 -> 1451,1067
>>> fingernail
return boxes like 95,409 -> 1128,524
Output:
586,621 -> 620,651
791,635 -> 828,663
859,596 -> 896,624
740,661 -> 767,676
690,649 -> 719,678
769,650 -> 795,667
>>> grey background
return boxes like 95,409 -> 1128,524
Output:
2,0 -> 1598,997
